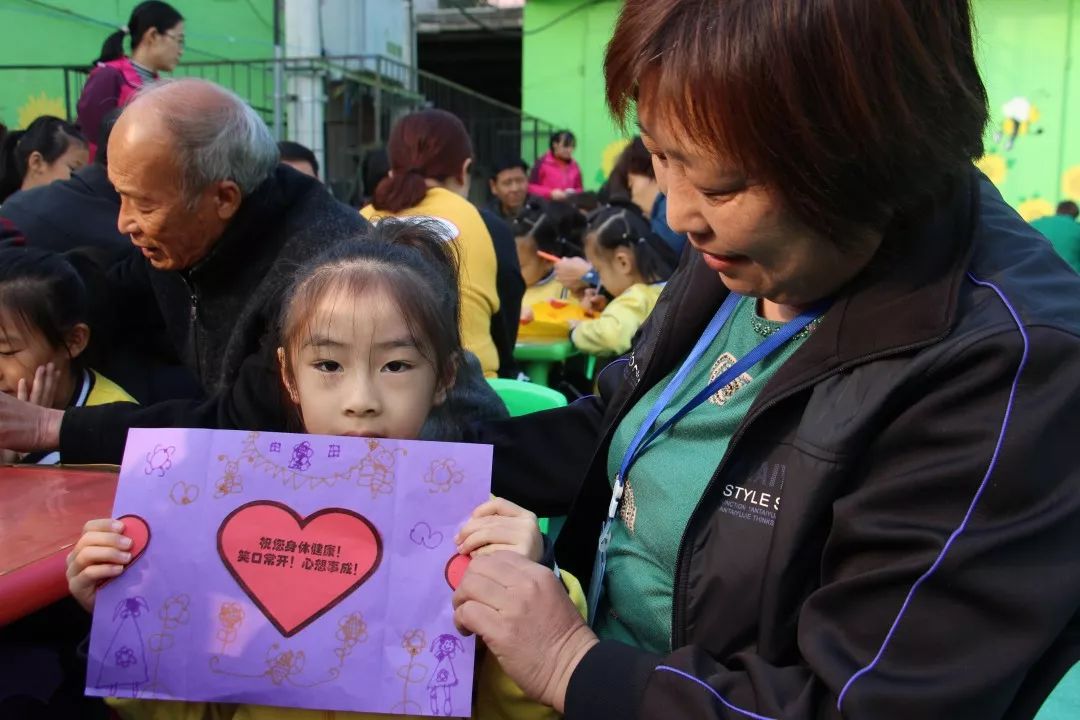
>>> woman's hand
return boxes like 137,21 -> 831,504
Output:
554,257 -> 592,292
455,497 -> 543,563
453,552 -> 598,712
66,518 -> 134,613
551,189 -> 568,201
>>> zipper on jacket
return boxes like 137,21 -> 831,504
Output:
668,333 -> 950,649
180,274 -> 202,378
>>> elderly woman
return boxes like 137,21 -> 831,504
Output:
456,2 -> 1080,719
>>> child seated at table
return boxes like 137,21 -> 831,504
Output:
512,200 -> 587,320
570,205 -> 676,356
0,246 -> 134,464
66,219 -> 585,720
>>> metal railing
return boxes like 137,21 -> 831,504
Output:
0,55 -> 554,205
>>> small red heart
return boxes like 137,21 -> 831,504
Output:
218,500 -> 382,637
117,514 -> 150,566
445,554 -> 470,590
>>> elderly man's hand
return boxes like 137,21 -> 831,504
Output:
0,389 -> 63,453
453,551 -> 598,712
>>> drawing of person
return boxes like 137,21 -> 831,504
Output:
97,596 -> 150,695
428,633 -> 464,716
288,441 -> 314,471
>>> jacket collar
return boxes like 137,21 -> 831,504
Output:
185,166 -> 293,287
74,164 -> 121,205
640,169 -> 979,400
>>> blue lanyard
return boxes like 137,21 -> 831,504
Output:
586,293 -> 827,625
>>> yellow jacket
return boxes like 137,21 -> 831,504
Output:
570,282 -> 665,356
361,188 -> 501,377
109,572 -> 588,720
522,273 -> 571,310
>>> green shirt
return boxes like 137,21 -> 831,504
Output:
594,296 -> 814,653
1031,214 -> 1080,274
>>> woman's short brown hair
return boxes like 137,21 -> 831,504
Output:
605,0 -> 988,238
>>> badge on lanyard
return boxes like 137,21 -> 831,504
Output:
586,293 -> 827,625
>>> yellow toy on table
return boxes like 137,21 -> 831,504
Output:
517,297 -> 593,342
515,299 -> 597,386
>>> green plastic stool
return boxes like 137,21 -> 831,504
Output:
487,378 -> 568,537
487,377 -> 568,417
513,340 -> 579,387
1035,662 -> 1080,720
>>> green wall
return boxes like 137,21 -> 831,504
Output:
522,0 -> 623,190
975,0 -> 1080,219
0,0 -> 275,131
522,0 -> 1080,215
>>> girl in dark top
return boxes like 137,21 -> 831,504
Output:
0,116 -> 88,203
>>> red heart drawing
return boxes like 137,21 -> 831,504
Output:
445,554 -> 470,590
217,500 -> 382,637
117,514 -> 150,566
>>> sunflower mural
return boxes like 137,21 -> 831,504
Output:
17,91 -> 67,129
594,138 -> 631,187
1016,196 -> 1055,223
975,154 -> 1008,187
1063,165 -> 1080,202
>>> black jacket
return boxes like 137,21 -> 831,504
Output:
61,166 -> 506,462
484,171 -> 1080,719
0,163 -> 128,253
479,208 -> 524,378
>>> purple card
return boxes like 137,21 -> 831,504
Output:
86,428 -> 492,716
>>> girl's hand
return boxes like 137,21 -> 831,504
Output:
554,257 -> 592,291
66,518 -> 134,613
455,497 -> 543,563
19,363 -> 61,409
550,189 -> 568,201
580,288 -> 607,315
520,306 -> 535,324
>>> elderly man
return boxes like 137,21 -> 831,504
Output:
0,78 -> 502,463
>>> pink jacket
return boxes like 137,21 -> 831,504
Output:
528,151 -> 584,198
76,58 -> 152,160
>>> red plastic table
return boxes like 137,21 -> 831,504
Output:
0,465 -> 119,626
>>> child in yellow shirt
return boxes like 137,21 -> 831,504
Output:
570,206 -> 676,356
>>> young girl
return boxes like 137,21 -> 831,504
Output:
0,116 -> 88,203
512,199 -> 587,320
570,205 -> 677,356
528,130 -> 584,201
0,246 -> 135,464
66,219 -> 585,720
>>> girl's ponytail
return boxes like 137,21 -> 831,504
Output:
587,205 -> 676,284
94,28 -> 128,65
372,169 -> 429,215
0,130 -> 26,202
372,109 -> 472,214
